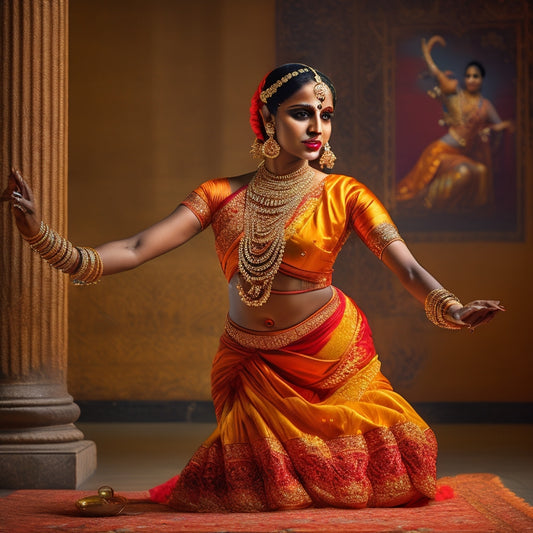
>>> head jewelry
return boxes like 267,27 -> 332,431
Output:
260,65 -> 329,109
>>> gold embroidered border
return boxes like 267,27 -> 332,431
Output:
212,189 -> 246,262
315,309 -> 365,391
181,191 -> 211,229
328,356 -> 381,401
224,289 -> 340,351
367,222 -> 404,258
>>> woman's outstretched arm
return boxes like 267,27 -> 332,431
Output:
421,36 -> 458,95
2,168 -> 203,277
381,240 -> 505,330
95,205 -> 202,275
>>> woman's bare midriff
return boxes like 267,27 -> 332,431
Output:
228,272 -> 333,331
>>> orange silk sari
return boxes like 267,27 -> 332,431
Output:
149,174 -> 437,511
150,289 -> 437,512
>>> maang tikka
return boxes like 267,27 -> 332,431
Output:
309,67 -> 328,109
259,66 -> 331,109
309,68 -> 335,168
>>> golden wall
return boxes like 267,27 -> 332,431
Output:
68,0 -> 275,400
68,0 -> 532,404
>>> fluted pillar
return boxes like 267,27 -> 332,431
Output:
0,0 -> 96,488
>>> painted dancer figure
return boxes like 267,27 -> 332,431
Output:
2,64 -> 504,512
396,36 -> 514,211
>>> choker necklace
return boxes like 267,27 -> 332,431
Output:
238,162 -> 315,307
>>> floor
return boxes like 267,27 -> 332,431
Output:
71,422 -> 533,505
2,422 -> 532,506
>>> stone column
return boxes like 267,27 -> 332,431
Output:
0,0 -> 96,488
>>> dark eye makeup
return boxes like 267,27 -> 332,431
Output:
287,107 -> 334,121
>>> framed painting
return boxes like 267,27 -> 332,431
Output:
388,24 -> 524,240
276,0 -> 529,243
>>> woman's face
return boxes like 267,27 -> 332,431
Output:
270,80 -> 334,164
464,66 -> 483,94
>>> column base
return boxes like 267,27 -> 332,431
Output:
0,440 -> 97,489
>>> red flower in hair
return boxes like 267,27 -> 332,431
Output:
250,74 -> 268,141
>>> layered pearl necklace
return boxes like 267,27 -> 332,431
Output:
238,161 -> 315,307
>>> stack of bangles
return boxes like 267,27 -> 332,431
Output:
424,288 -> 463,330
23,221 -> 103,285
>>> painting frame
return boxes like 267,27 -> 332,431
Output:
383,16 -> 527,242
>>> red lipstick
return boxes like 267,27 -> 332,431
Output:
303,140 -> 322,151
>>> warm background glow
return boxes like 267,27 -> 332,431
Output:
67,0 -> 532,405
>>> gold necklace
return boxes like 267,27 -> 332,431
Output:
238,162 -> 315,307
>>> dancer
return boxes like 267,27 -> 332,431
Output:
2,63 -> 503,512
396,36 -> 514,210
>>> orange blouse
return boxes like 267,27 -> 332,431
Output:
181,174 -> 402,285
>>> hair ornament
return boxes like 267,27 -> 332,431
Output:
250,73 -> 268,140
260,68 -> 309,103
259,65 -> 331,110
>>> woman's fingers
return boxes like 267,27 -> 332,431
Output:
1,169 -> 25,201
15,169 -> 35,202
458,300 -> 506,331
2,169 -> 37,216
467,311 -> 494,328
11,169 -> 27,197
13,195 -> 33,215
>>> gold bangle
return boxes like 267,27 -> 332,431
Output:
25,222 -> 50,248
41,231 -> 62,261
71,246 -> 103,285
48,237 -> 70,267
52,240 -> 76,272
21,221 -> 103,284
425,288 -> 463,330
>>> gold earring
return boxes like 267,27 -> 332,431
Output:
262,122 -> 280,159
250,138 -> 263,159
319,142 -> 336,169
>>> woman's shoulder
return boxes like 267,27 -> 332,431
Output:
226,171 -> 255,194
480,96 -> 496,112
193,172 -> 252,198
323,173 -> 372,191
322,173 -> 384,205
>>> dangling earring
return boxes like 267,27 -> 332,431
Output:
262,121 -> 280,159
319,142 -> 336,169
250,138 -> 263,160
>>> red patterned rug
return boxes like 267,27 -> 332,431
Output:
1,474 -> 532,532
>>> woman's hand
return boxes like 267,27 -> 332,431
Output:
491,120 -> 515,134
421,35 -> 458,95
446,300 -> 506,331
1,169 -> 41,237
422,35 -> 446,75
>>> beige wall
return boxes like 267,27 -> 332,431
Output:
68,0 -> 532,403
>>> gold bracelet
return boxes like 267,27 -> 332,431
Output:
22,221 -> 103,284
52,240 -> 77,272
71,246 -> 103,285
48,237 -> 70,267
425,288 -> 463,330
41,231 -> 62,261
25,221 -> 50,248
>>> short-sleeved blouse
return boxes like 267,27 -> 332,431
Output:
181,174 -> 402,286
